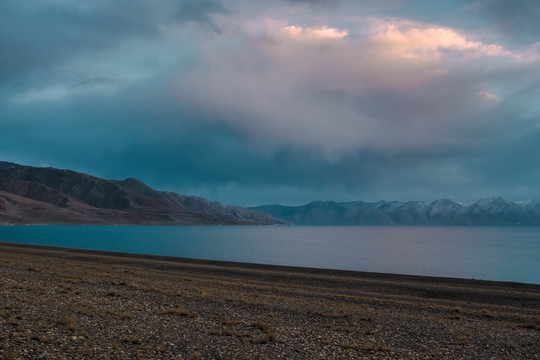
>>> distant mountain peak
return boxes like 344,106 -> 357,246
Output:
121,177 -> 144,184
118,177 -> 153,191
431,197 -> 455,203
517,199 -> 536,206
252,197 -> 540,226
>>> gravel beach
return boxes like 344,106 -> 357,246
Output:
0,242 -> 539,359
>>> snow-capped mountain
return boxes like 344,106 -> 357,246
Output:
252,197 -> 540,226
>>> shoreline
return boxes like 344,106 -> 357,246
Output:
1,242 -> 539,359
1,240 -> 539,287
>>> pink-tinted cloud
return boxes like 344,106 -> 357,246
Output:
280,25 -> 348,40
365,19 -> 513,62
477,91 -> 499,102
179,17 -> 534,155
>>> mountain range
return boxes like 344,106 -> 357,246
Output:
2,161 -> 539,226
252,198 -> 540,226
0,161 -> 281,225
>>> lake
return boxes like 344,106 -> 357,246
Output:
1,225 -> 539,284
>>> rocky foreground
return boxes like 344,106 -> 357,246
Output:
0,242 -> 539,360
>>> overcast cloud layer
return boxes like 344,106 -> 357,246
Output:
1,0 -> 540,205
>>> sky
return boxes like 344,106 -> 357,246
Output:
1,0 -> 540,206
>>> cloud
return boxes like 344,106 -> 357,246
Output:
365,18 -> 513,62
281,25 -> 348,40
470,0 -> 540,44
0,0 -> 224,85
177,18 -> 533,156
285,0 -> 339,5
477,91 -> 499,102
10,77 -> 130,104
1,1 -> 540,205
172,0 -> 227,31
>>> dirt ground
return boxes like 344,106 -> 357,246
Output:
0,242 -> 539,359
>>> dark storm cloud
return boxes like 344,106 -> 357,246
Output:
1,1 -> 540,205
1,80 -> 539,206
67,76 -> 128,91
0,86 -> 365,206
471,0 -> 540,44
173,0 -> 227,28
0,2 -> 151,82
285,0 -> 340,6
0,0 -> 224,83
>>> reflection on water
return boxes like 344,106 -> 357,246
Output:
1,225 -> 539,284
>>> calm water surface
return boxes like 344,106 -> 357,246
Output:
1,225 -> 539,284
